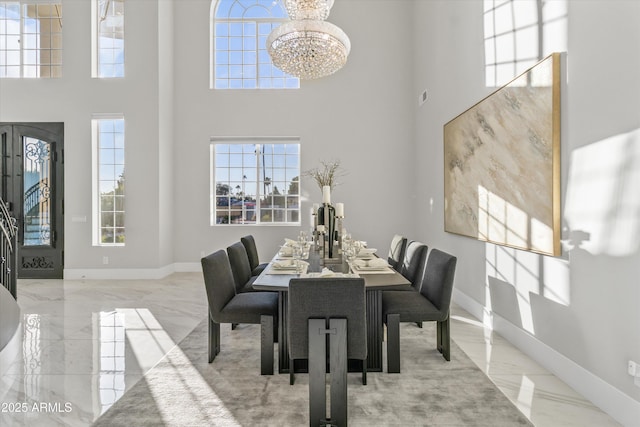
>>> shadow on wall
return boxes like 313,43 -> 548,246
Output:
488,276 -> 523,329
564,128 -> 640,258
484,128 -> 640,391
485,243 -> 570,335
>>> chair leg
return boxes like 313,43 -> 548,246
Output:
362,358 -> 367,385
231,323 -> 238,330
208,315 -> 220,363
260,315 -> 274,375
289,359 -> 295,385
329,318 -> 347,427
386,314 -> 400,373
416,322 -> 423,328
437,316 -> 451,361
309,319 -> 327,427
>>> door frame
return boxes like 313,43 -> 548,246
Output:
0,122 -> 64,279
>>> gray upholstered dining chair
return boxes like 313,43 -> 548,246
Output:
227,241 -> 259,293
387,234 -> 407,271
388,240 -> 429,329
201,249 -> 278,375
382,248 -> 457,373
241,235 -> 268,276
288,277 -> 367,427
398,240 -> 429,286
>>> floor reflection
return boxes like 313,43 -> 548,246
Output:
95,311 -> 126,415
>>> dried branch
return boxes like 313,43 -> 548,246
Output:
302,159 -> 347,191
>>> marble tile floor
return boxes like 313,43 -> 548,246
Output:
0,273 -> 621,426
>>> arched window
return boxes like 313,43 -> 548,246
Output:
211,0 -> 299,89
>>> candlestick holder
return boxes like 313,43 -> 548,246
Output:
336,216 -> 344,252
312,212 -> 319,249
317,202 -> 336,259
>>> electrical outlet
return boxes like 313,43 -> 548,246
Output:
102,256 -> 109,265
629,360 -> 638,377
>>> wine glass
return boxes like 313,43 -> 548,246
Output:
344,242 -> 356,264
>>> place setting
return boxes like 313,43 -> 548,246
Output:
267,232 -> 312,275
342,236 -> 395,275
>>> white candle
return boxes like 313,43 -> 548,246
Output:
322,186 -> 331,204
335,202 -> 344,217
317,225 -> 325,233
312,203 -> 319,212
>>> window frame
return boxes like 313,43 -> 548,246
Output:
92,114 -> 126,246
91,0 -> 125,78
211,0 -> 299,89
483,0 -> 567,88
211,136 -> 301,226
0,0 -> 63,78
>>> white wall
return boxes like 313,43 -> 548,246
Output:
2,0 -> 638,423
412,0 -> 640,424
158,0 -> 175,267
0,0 -> 417,272
171,0 -> 416,265
0,0 -> 168,273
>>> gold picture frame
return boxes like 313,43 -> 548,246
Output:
443,53 -> 561,256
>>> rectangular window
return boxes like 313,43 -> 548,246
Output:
211,138 -> 300,225
92,115 -> 125,245
92,0 -> 124,78
0,1 -> 62,78
483,0 -> 567,87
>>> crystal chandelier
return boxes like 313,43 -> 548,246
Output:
267,0 -> 351,80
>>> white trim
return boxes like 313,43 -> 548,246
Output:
64,264 -> 176,280
63,263 -> 204,279
453,289 -> 640,427
174,262 -> 201,273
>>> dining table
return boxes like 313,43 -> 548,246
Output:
252,242 -> 411,374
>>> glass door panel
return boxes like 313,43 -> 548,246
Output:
22,136 -> 51,247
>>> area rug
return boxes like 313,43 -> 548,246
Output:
92,319 -> 532,426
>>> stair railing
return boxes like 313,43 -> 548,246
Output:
0,199 -> 18,299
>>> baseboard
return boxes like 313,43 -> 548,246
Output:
63,262 -> 204,280
453,289 -> 640,427
173,262 -> 201,273
64,264 -> 176,280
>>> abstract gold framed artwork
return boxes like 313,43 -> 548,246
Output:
443,53 -> 561,256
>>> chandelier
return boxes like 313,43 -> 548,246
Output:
267,0 -> 351,80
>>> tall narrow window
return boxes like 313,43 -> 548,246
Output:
0,1 -> 63,78
92,0 -> 124,78
211,0 -> 299,89
483,0 -> 566,87
212,138 -> 300,225
92,116 -> 125,245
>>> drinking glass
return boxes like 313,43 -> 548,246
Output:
344,243 -> 356,264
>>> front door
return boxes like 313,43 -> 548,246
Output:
0,123 -> 64,279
